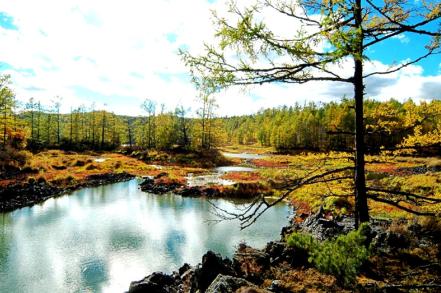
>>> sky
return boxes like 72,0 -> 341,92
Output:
0,0 -> 440,117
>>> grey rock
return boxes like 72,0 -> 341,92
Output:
128,272 -> 178,293
205,274 -> 262,293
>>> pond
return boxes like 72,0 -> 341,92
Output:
0,179 -> 289,293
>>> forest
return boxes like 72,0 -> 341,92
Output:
1,72 -> 440,168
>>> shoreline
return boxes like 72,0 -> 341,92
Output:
0,172 -> 135,213
127,211 -> 355,293
0,172 -> 272,213
127,210 -> 441,292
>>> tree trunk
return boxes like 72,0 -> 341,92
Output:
31,110 -> 34,140
127,120 -> 133,148
57,111 -> 60,145
36,103 -> 41,141
3,102 -> 7,146
353,0 -> 369,227
70,109 -> 73,145
47,114 -> 51,145
101,111 -> 106,149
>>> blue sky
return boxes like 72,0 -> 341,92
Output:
0,0 -> 440,116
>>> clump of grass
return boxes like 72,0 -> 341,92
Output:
85,164 -> 98,170
73,160 -> 86,167
427,158 -> 441,170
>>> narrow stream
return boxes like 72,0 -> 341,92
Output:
0,179 -> 289,293
186,152 -> 260,186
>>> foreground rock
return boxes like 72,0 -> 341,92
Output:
128,209 -> 441,292
128,250 -> 236,293
0,172 -> 135,212
128,272 -> 180,293
206,275 -> 267,293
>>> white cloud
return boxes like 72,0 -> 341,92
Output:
0,0 -> 440,117
392,34 -> 410,44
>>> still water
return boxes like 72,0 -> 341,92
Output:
0,179 -> 289,293
221,152 -> 266,160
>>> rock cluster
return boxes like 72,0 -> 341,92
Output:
139,175 -> 184,194
128,251 -> 236,293
128,208 -> 441,293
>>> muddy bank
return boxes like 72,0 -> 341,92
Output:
0,172 -> 135,212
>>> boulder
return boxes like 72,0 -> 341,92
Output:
192,251 -> 236,292
128,272 -> 178,293
205,274 -> 264,293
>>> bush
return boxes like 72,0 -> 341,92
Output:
287,223 -> 370,286
73,160 -> 86,167
0,146 -> 32,172
287,232 -> 318,253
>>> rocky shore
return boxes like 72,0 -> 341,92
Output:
0,172 -> 135,212
127,211 -> 350,293
127,209 -> 441,293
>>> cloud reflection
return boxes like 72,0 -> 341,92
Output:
0,179 -> 289,292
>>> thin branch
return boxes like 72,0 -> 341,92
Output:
367,187 -> 441,203
368,194 -> 437,216
211,165 -> 354,229
363,50 -> 438,78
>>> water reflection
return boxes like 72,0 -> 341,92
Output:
221,152 -> 266,159
81,257 -> 108,291
215,166 -> 256,172
0,179 -> 289,293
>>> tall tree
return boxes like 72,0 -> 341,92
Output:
0,75 -> 15,148
26,98 -> 35,141
100,109 -> 106,149
175,105 -> 191,148
142,99 -> 156,148
53,97 -> 62,145
181,0 -> 441,226
196,87 -> 218,150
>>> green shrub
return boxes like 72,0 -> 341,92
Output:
287,223 -> 370,286
287,232 -> 318,253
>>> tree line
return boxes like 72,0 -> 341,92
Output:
1,74 -> 440,156
0,74 -> 221,152
221,98 -> 441,155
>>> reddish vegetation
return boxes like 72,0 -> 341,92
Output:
252,159 -> 289,168
221,172 -> 261,182
155,175 -> 186,185
367,163 -> 399,174
291,199 -> 313,221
